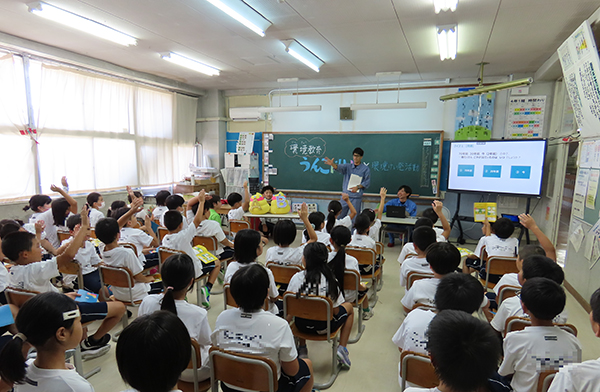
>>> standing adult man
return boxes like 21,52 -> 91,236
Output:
324,147 -> 371,220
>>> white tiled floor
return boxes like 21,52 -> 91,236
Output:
86,235 -> 600,392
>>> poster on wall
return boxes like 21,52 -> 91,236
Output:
454,92 -> 495,131
506,95 -> 546,138
557,20 -> 600,138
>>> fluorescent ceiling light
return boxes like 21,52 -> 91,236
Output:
350,102 -> 427,110
27,2 -> 137,46
161,52 -> 220,76
434,0 -> 458,13
257,105 -> 322,113
283,40 -> 324,72
437,25 -> 457,61
205,0 -> 271,37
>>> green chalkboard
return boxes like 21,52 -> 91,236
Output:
267,132 -> 443,197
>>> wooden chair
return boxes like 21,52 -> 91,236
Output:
411,303 -> 437,313
58,259 -> 85,293
119,242 -> 137,254
223,284 -> 238,310
5,287 -> 37,308
57,229 -> 71,242
177,339 -> 211,392
229,220 -> 250,237
209,347 -> 278,392
344,269 -> 366,344
346,247 -> 381,303
497,284 -> 520,305
504,316 -> 578,338
266,262 -> 303,299
406,271 -> 434,290
157,227 -> 169,241
381,224 -> 407,246
193,235 -> 229,294
283,292 -> 343,389
538,371 -> 557,392
480,250 -> 518,291
400,350 -> 439,391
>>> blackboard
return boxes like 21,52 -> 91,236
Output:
266,132 -> 443,197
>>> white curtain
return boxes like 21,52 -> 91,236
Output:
174,93 -> 198,180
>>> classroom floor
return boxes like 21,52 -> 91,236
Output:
86,235 -> 600,392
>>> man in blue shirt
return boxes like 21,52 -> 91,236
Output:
384,185 -> 417,247
324,147 -> 371,220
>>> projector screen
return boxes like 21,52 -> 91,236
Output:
447,140 -> 547,196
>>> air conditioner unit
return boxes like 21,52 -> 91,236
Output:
228,107 -> 265,122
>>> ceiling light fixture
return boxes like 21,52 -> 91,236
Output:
350,72 -> 428,111
260,78 -> 322,112
160,52 -> 220,76
283,40 -> 324,72
437,24 -> 457,61
205,0 -> 271,37
434,0 -> 458,13
27,1 -> 137,46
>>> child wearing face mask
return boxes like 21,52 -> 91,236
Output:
87,192 -> 106,228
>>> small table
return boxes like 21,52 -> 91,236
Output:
244,212 -> 300,219
379,215 -> 442,243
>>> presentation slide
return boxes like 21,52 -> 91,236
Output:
448,140 -> 547,196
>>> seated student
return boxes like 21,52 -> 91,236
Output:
404,309 -> 502,392
112,206 -> 160,269
360,187 -> 387,243
186,194 -> 234,260
3,207 -> 125,357
393,273 -> 484,388
328,226 -> 373,320
464,217 -> 518,284
498,278 -> 582,392
267,204 -> 317,267
287,242 -> 354,369
401,242 -> 462,313
549,287 -> 600,392
227,180 -> 250,222
23,194 -> 52,224
87,192 -> 105,228
36,184 -> 78,250
0,292 -> 94,392
138,254 -> 212,383
212,264 -> 314,392
349,213 -> 376,250
151,190 -> 171,221
421,200 -> 451,242
399,226 -> 437,288
159,194 -> 187,228
259,185 -> 276,238
383,185 -> 417,247
325,193 -> 356,233
397,218 -> 440,265
206,195 -> 224,225
117,311 -> 191,392
107,200 -> 126,218
161,190 -> 221,309
225,229 -> 280,315
301,212 -> 331,246
127,188 -> 148,221
491,255 -> 567,335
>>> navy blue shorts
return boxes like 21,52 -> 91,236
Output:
294,305 -> 348,335
77,302 -> 108,324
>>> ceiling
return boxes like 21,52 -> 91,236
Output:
0,0 -> 598,92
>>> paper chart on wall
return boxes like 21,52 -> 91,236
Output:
586,169 -> 600,209
506,96 -> 546,138
580,140 -> 595,168
569,220 -> 585,252
573,168 -> 590,219
594,140 -> 600,169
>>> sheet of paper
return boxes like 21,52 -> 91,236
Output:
347,174 -> 363,191
573,169 -> 590,219
584,229 -> 595,260
580,140 -> 594,168
592,237 -> 600,269
569,220 -> 585,252
593,140 -> 600,169
586,169 -> 600,209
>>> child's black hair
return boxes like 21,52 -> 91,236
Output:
1,231 -> 35,262
492,217 -> 514,239
360,208 -> 376,223
165,195 -> 185,211
161,254 -> 196,316
422,208 -> 439,225
51,197 -> 71,227
413,217 -> 434,229
425,242 -> 461,275
273,219 -> 297,247
127,191 -> 143,203
163,211 -> 184,231
435,274 -> 484,314
518,244 -> 546,261
227,192 -> 243,207
66,214 -> 82,231
107,200 -> 127,217
590,287 -> 600,324
117,311 -> 190,392
155,190 -> 171,207
412,226 -> 437,253
328,226 -> 352,292
0,219 -> 22,239
426,310 -> 501,391
231,264 -> 270,312
326,200 -> 343,233
520,277 -> 566,320
0,292 -> 79,385
398,185 -> 412,195
522,255 -> 564,284
23,194 -> 51,212
303,212 -> 325,241
233,229 -> 262,264
353,213 -> 371,235
203,198 -> 215,211
298,242 -> 339,300
87,192 -> 102,206
95,217 -> 120,245
111,207 -> 132,222
261,185 -> 275,194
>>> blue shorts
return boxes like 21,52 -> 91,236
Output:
77,302 -> 108,324
294,305 -> 348,335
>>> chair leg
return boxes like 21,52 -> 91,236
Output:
73,346 -> 102,379
313,338 -> 341,390
377,265 -> 384,292
112,311 -> 129,342
348,305 -> 365,344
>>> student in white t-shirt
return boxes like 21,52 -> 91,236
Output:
397,217 -> 445,265
399,226 -> 437,288
301,212 -> 331,246
23,194 -> 52,224
267,205 -> 317,267
393,273 -> 484,388
127,189 -> 150,222
116,311 -> 191,392
549,287 -> 600,392
404,309 -> 501,392
421,200 -> 451,242
226,180 -> 250,222
324,193 -> 356,234
349,213 -> 376,250
359,187 -> 387,243
0,292 -> 94,392
138,254 -> 212,383
213,264 -> 314,392
498,278 -> 582,392
86,192 -> 105,228
159,194 -> 188,229
151,190 -> 171,221
187,197 -> 234,260
37,183 -> 78,249
112,206 -> 160,269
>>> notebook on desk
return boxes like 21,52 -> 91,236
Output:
386,206 -> 406,218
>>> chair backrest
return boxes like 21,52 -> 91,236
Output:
283,293 -> 333,322
400,351 -> 439,390
209,347 -> 278,392
223,284 -> 238,309
98,264 -> 138,304
346,247 -> 376,267
189,338 -> 202,369
158,227 -> 169,241
58,260 -> 81,275
5,287 -> 38,308
497,284 -> 520,305
411,303 -> 437,312
193,236 -> 218,251
57,230 -> 71,242
487,256 -> 519,276
375,242 -> 384,256
230,220 -> 250,235
537,371 -> 557,392
407,271 -> 434,290
119,242 -> 137,254
505,316 -> 578,337
266,262 -> 303,285
157,247 -> 185,271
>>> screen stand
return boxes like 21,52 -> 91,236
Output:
518,197 -> 531,245
450,192 -> 466,245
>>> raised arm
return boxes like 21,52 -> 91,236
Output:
144,215 -> 160,247
299,203 -> 317,244
192,190 -> 206,228
482,217 -> 492,237
324,157 -> 338,170
56,205 -> 89,271
241,181 -> 250,212
342,193 -> 357,220
432,200 -> 451,239
50,184 -> 77,214
518,214 -> 556,261
117,198 -> 143,229
376,187 -> 387,220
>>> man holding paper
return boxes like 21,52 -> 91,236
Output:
324,147 -> 371,220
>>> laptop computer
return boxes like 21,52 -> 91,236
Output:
387,205 -> 406,218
